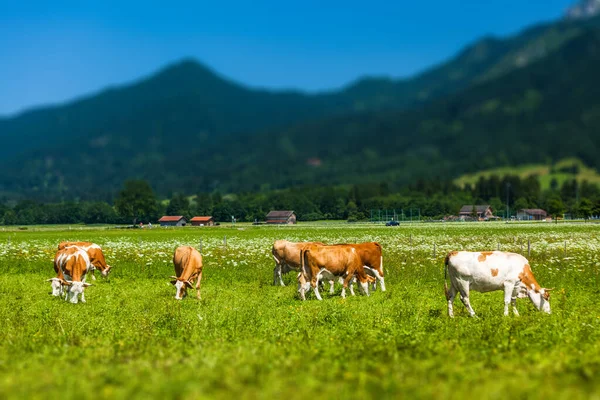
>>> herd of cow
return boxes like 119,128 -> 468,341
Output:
47,239 -> 552,317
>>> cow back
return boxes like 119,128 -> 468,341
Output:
173,246 -> 203,281
56,247 -> 91,282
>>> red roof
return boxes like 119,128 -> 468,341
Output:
158,216 -> 185,222
191,216 -> 213,222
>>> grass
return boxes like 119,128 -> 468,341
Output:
454,157 -> 600,190
1,223 -> 599,399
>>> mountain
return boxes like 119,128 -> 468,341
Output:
189,28 -> 600,192
566,0 -> 600,20
1,12 -> 600,201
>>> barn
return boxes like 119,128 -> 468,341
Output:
458,205 -> 494,221
266,210 -> 297,224
517,209 -> 548,221
158,216 -> 187,227
191,216 -> 214,226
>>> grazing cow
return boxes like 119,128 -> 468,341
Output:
444,251 -> 552,317
272,240 -> 323,286
170,246 -> 203,300
48,247 -> 93,303
338,242 -> 385,291
298,244 -> 372,301
58,241 -> 112,280
316,242 -> 385,295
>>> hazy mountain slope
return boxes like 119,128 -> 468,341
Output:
341,15 -> 600,110
2,13 -> 600,200
202,28 -> 600,192
3,27 -> 600,200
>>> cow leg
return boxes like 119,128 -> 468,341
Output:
313,285 -> 323,301
196,271 -> 203,299
312,271 -> 323,301
511,297 -> 520,316
503,282 -> 515,316
510,285 -> 521,316
446,284 -> 457,318
80,290 -> 86,303
457,281 -> 476,317
329,280 -> 335,295
273,256 -> 285,286
349,276 -> 356,296
91,269 -> 96,281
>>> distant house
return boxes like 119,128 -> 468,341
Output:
158,216 -> 187,227
266,210 -> 297,224
191,216 -> 214,226
517,209 -> 548,221
458,205 -> 494,221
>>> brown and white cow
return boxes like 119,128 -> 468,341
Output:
298,244 -> 373,301
315,242 -> 385,295
170,246 -> 203,300
48,247 -> 93,303
444,251 -> 552,317
58,241 -> 112,280
272,240 -> 323,286
336,242 -> 385,292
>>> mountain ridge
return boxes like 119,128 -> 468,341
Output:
2,13 -> 600,201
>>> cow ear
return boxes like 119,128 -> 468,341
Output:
83,283 -> 92,287
185,281 -> 194,288
170,280 -> 177,286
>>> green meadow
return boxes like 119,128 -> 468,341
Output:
1,223 -> 599,399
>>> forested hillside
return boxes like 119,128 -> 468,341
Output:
1,16 -> 600,201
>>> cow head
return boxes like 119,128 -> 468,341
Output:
46,278 -> 64,296
64,281 -> 92,304
526,285 -> 552,314
170,276 -> 193,300
101,265 -> 112,277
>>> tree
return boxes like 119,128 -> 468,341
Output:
513,197 -> 529,212
578,198 -> 593,220
166,193 -> 191,219
114,180 -> 158,224
82,202 -> 117,224
546,196 -> 565,221
195,192 -> 213,216
3,210 -> 17,225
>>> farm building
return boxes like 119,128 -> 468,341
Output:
266,210 -> 297,224
158,216 -> 187,227
191,216 -> 214,226
517,209 -> 548,221
458,205 -> 494,221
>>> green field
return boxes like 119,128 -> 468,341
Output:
1,223 -> 599,399
454,157 -> 600,190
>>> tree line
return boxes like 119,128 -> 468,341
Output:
2,175 -> 600,226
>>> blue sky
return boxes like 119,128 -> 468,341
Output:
0,0 -> 576,116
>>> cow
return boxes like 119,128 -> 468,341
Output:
47,247 -> 93,303
170,246 -> 203,300
444,251 -> 552,317
272,240 -> 323,286
338,242 -> 385,291
58,241 -> 112,280
298,244 -> 373,301
313,242 -> 385,295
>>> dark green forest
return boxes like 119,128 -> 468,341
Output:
2,174 -> 600,225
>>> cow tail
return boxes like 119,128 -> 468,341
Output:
444,253 -> 450,300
